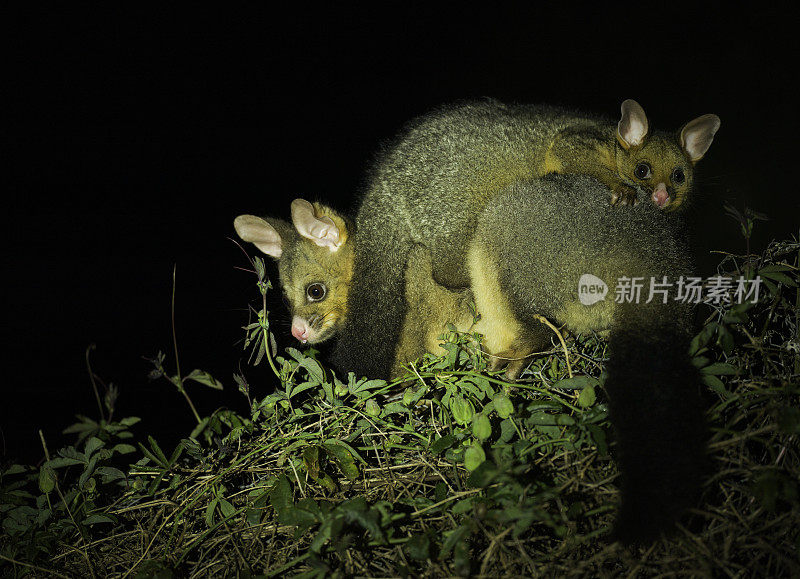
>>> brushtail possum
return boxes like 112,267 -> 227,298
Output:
235,175 -> 707,543
332,98 -> 719,381
467,173 -> 705,543
233,200 -> 472,376
233,200 -> 354,346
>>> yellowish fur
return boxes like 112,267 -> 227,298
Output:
465,243 -> 524,357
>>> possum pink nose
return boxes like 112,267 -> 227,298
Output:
652,183 -> 669,208
291,322 -> 310,343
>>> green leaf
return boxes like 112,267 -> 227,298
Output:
62,415 -> 98,434
702,374 -> 729,398
79,455 -> 99,488
341,497 -> 384,542
587,425 -> 608,456
310,517 -> 340,553
84,437 -> 105,457
323,438 -> 367,464
454,539 -> 471,577
464,443 -> 486,471
189,417 -> 211,443
757,264 -> 792,274
185,369 -> 224,390
527,412 -> 557,425
287,348 -> 325,383
553,375 -> 600,390
462,374 -> 495,398
472,414 -> 492,441
169,442 -> 185,464
96,466 -> 127,484
82,514 -> 115,525
2,464 -> 27,476
38,465 -> 56,494
452,497 -> 475,515
689,322 -> 718,355
577,385 -> 596,408
205,498 -> 218,527
321,440 -> 360,481
366,399 -> 381,417
556,414 -> 575,425
218,498 -> 236,519
381,401 -> 409,417
499,418 -> 517,443
716,325 -> 735,353
430,434 -> 456,454
45,457 -> 84,469
440,524 -> 471,558
349,377 -> 387,398
493,393 -> 514,419
270,475 -> 292,514
289,381 -> 319,399
405,534 -> 431,561
700,363 -> 738,376
282,503 -> 320,530
111,443 -> 137,455
139,436 -> 170,468
758,270 -> 797,286
303,446 -> 321,480
293,498 -> 323,533
450,395 -> 474,425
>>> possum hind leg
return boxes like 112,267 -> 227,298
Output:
467,243 -> 546,380
393,245 -> 475,376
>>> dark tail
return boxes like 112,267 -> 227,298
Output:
605,312 -> 707,544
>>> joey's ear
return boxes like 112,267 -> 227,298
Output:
680,114 -> 721,163
617,99 -> 649,149
290,199 -> 343,251
233,215 -> 285,259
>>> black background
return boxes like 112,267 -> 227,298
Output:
5,5 -> 798,465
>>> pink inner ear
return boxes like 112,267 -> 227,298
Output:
681,114 -> 720,161
234,215 -> 283,258
619,117 -> 647,147
291,199 -> 342,250
618,100 -> 649,148
683,132 -> 704,159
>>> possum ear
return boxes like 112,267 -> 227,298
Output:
233,215 -> 285,258
617,99 -> 649,149
291,199 -> 342,251
680,114 -> 721,163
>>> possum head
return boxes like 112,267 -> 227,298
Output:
615,99 -> 720,211
234,199 -> 354,344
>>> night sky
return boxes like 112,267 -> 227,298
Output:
5,6 -> 798,465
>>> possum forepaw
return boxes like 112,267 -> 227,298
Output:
609,184 -> 639,207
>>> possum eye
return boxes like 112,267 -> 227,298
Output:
671,167 -> 686,184
634,162 -> 652,180
306,283 -> 327,302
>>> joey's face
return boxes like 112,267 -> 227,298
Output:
287,279 -> 344,344
279,241 -> 353,345
617,139 -> 693,211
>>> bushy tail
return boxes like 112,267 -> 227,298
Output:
605,312 -> 707,544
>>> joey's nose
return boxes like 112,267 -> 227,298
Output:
652,183 -> 669,208
291,320 -> 311,343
